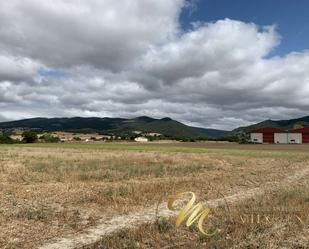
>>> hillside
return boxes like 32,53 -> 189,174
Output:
231,115 -> 309,136
0,116 -> 227,139
191,127 -> 228,138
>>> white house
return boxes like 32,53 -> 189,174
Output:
134,137 -> 148,142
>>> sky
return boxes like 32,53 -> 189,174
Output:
181,0 -> 309,55
0,0 -> 309,130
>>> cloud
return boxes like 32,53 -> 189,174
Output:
0,1 -> 309,130
0,0 -> 185,71
139,20 -> 279,85
0,55 -> 40,83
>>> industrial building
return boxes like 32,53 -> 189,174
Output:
250,128 -> 285,144
250,127 -> 309,144
289,127 -> 309,144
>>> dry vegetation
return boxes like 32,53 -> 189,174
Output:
0,143 -> 308,249
88,184 -> 309,249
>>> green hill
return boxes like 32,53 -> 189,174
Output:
0,116 -> 227,139
231,115 -> 309,136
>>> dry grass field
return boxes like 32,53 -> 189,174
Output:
0,143 -> 309,249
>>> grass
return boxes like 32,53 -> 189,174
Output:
2,142 -> 309,159
88,185 -> 309,249
0,143 -> 308,248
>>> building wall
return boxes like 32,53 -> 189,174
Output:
250,133 -> 263,143
263,133 -> 274,143
274,133 -> 288,144
301,132 -> 309,143
288,133 -> 302,144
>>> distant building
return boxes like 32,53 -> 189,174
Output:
250,127 -> 309,144
134,137 -> 149,142
10,135 -> 23,141
133,131 -> 143,135
145,132 -> 161,137
251,128 -> 285,144
289,127 -> 309,144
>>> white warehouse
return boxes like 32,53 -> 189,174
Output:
250,127 -> 304,144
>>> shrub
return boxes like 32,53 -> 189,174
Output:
156,217 -> 172,233
22,130 -> 38,143
0,133 -> 14,144
40,133 -> 60,143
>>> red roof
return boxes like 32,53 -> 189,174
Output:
251,127 -> 286,133
290,127 -> 309,133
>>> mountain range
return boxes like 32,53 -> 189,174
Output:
0,116 -> 227,139
231,115 -> 309,136
2,115 -> 308,139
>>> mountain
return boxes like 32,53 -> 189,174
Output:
191,127 -> 228,138
0,116 -> 227,139
231,115 -> 309,136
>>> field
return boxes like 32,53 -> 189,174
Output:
0,142 -> 309,249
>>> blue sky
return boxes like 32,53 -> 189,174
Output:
181,0 -> 309,56
38,69 -> 67,78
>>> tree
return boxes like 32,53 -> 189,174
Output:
293,123 -> 304,129
0,133 -> 14,144
40,133 -> 60,143
22,131 -> 38,143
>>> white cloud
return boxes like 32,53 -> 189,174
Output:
139,20 -> 279,85
0,55 -> 41,83
0,0 -> 185,71
0,1 -> 309,130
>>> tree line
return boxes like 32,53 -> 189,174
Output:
0,131 -> 60,144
